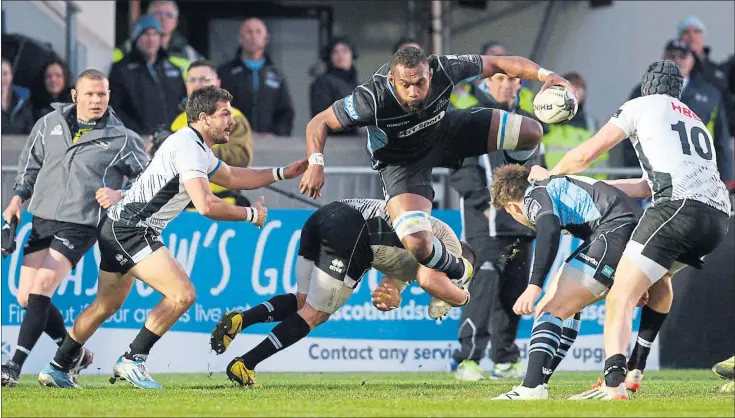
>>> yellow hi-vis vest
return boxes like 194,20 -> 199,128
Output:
543,114 -> 610,180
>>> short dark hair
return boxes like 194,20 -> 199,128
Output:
562,72 -> 586,88
76,69 -> 107,87
391,46 -> 428,70
490,165 -> 531,210
186,85 -> 232,122
187,60 -> 218,75
393,37 -> 422,54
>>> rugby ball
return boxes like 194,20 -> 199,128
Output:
533,85 -> 578,124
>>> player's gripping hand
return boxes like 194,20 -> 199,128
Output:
96,188 -> 123,209
284,158 -> 309,179
513,285 -> 542,316
527,165 -> 551,182
540,73 -> 577,100
371,278 -> 402,312
251,196 -> 268,228
3,196 -> 22,225
299,164 -> 325,199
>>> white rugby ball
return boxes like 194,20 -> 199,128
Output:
533,85 -> 578,124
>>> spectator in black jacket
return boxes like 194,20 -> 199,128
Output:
448,70 -> 547,381
1,57 -> 34,135
108,15 -> 186,136
310,37 -> 359,136
30,59 -> 73,121
218,18 -> 294,136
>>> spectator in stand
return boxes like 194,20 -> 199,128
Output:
1,57 -> 34,135
310,37 -> 359,136
108,15 -> 186,137
30,59 -> 73,121
620,40 -> 732,188
542,72 -> 608,179
219,18 -> 294,136
482,41 -> 535,115
393,37 -> 423,54
113,1 -> 202,78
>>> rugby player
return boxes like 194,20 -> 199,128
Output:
485,166 -> 651,399
209,198 -> 475,386
1,70 -> 148,387
37,86 -> 307,389
299,46 -> 575,288
530,60 -> 731,400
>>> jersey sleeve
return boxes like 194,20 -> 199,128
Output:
610,99 -> 639,137
439,54 -> 484,85
523,185 -> 556,225
331,85 -> 377,130
178,140 -> 221,183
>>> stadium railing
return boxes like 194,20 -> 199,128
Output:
1,134 -> 643,209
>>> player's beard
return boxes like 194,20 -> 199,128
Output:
207,126 -> 229,145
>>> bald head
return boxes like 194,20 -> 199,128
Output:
239,18 -> 268,59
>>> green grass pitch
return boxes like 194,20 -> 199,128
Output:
2,370 -> 733,416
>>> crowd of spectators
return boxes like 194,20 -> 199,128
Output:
1,5 -> 733,186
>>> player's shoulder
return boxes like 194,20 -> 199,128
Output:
166,127 -> 208,152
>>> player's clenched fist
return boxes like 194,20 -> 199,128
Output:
95,188 -> 123,209
251,196 -> 268,228
299,164 -> 325,199
371,277 -> 402,312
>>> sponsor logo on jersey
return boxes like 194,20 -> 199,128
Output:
329,258 -> 345,274
601,265 -> 615,278
445,54 -> 480,65
386,119 -> 411,128
578,252 -> 599,267
93,139 -> 110,149
397,111 -> 445,138
434,97 -> 448,113
115,254 -> 128,266
50,125 -> 63,136
344,95 -> 360,122
527,199 -> 542,223
53,234 -> 74,250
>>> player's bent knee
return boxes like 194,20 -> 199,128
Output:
516,116 -> 543,150
400,232 -> 433,260
173,284 -> 197,309
30,270 -> 62,295
299,304 -> 330,328
16,292 -> 29,308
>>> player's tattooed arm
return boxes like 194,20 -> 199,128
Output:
481,55 -> 575,95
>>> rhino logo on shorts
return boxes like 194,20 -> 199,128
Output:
329,259 -> 345,274
115,254 -> 128,266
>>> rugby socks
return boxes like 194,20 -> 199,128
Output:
12,294 -> 51,369
628,305 -> 668,372
45,303 -> 69,347
545,312 -> 581,384
604,354 -> 628,387
241,313 -> 311,370
125,327 -> 161,360
419,236 -> 466,281
522,313 -> 563,388
51,335 -> 83,372
240,293 -> 299,327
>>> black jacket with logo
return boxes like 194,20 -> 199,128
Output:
108,47 -> 187,136
218,52 -> 294,136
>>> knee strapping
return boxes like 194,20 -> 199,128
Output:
393,211 -> 432,241
496,110 -> 524,151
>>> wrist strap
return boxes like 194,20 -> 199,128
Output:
245,207 -> 258,223
308,153 -> 324,166
537,67 -> 553,81
272,167 -> 285,182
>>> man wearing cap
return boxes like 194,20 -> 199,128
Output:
621,39 -> 732,189
108,15 -> 187,136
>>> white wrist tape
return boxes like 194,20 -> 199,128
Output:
537,67 -> 553,81
246,207 -> 258,223
308,153 -> 324,166
272,167 -> 285,181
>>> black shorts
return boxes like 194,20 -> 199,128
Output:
298,202 -> 373,284
379,107 -> 493,201
564,222 -> 636,296
23,217 -> 97,268
97,217 -> 164,274
623,199 -> 730,282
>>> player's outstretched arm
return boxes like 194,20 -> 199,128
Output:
547,122 -> 627,177
300,107 -> 345,199
210,158 -> 308,190
605,178 -> 652,199
184,177 -> 267,227
481,55 -> 574,94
